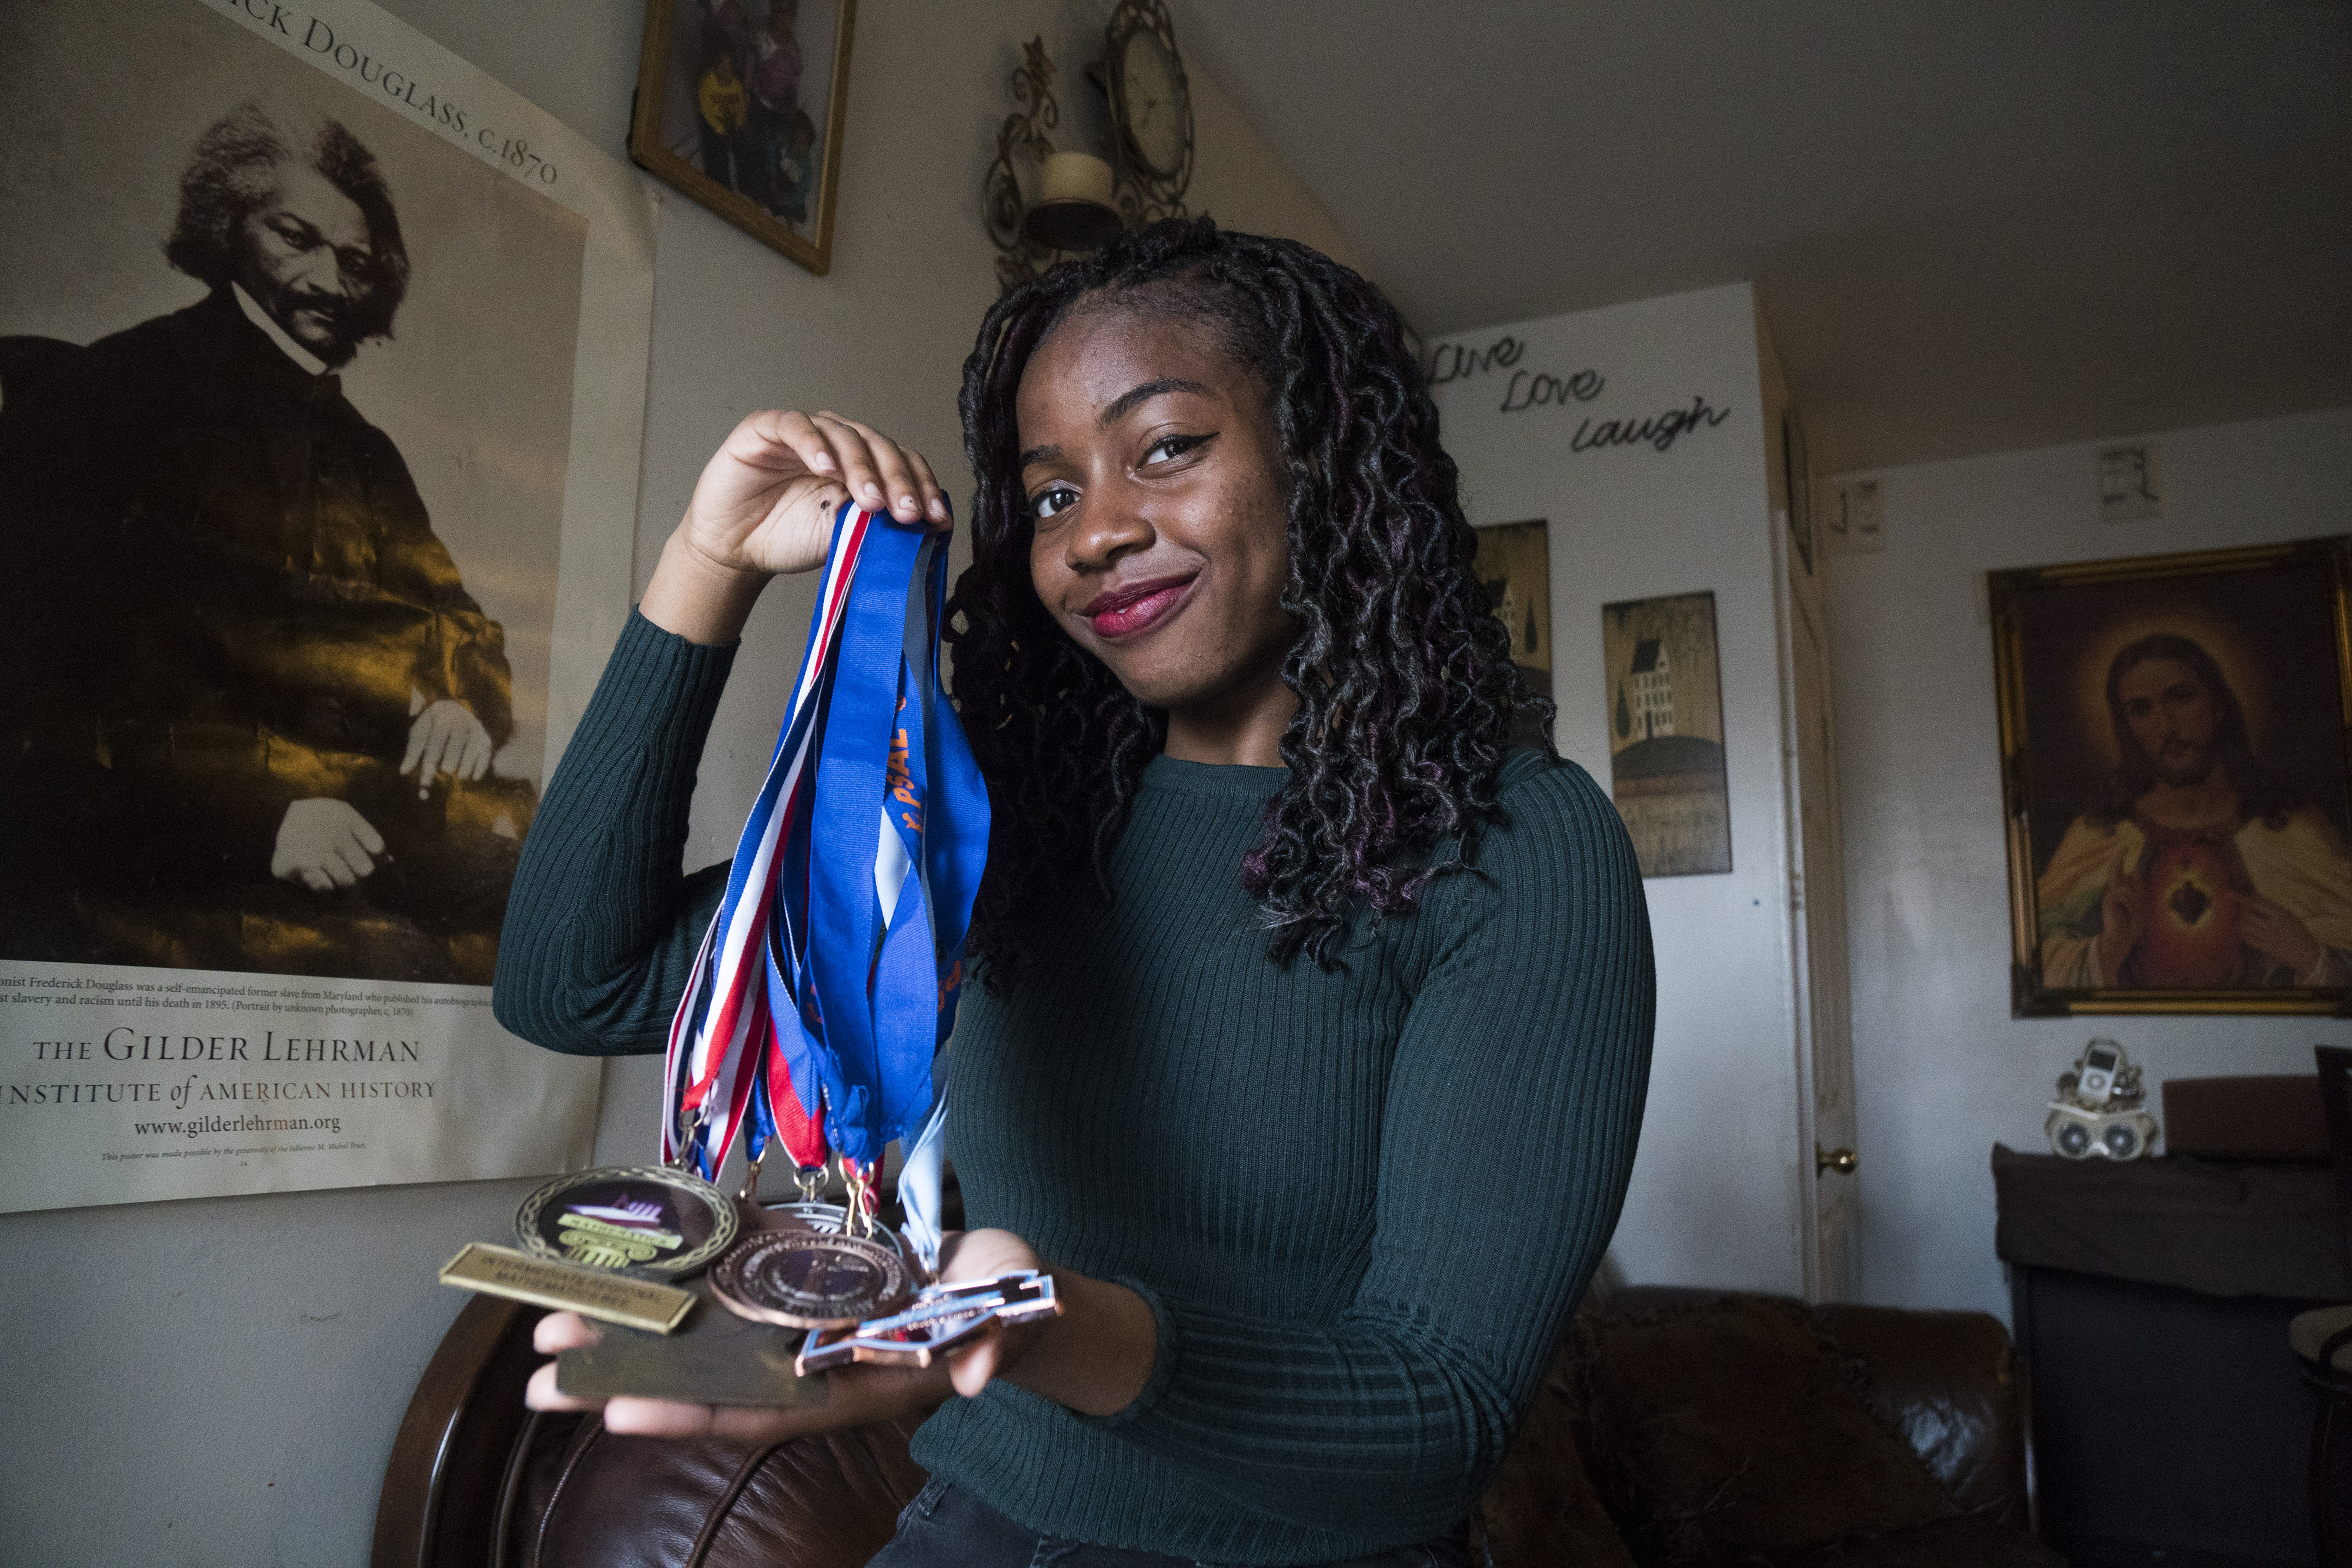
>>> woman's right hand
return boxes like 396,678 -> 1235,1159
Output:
644,410 -> 951,645
679,409 -> 950,579
524,1308 -> 959,1443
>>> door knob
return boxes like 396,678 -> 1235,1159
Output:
1816,1144 -> 1857,1175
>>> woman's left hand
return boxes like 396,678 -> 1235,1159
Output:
935,1229 -> 1159,1416
932,1228 -> 1050,1398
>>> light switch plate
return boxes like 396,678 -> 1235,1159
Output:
1827,479 -> 1885,554
2097,441 -> 2163,523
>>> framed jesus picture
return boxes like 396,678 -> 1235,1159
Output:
1991,537 -> 2352,1017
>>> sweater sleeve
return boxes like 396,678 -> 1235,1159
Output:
1086,761 -> 1656,1537
492,609 -> 737,1056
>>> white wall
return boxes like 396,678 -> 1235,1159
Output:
0,3 -> 1361,1562
1429,284 -> 1810,1296
1825,405 -> 2352,1322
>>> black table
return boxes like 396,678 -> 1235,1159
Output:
1994,1144 -> 2346,1568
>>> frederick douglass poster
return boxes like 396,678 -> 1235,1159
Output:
0,0 -> 653,1211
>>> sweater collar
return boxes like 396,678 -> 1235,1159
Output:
1140,753 -> 1288,801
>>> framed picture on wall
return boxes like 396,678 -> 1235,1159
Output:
1602,590 -> 1733,877
629,0 -> 857,275
1472,519 -> 1553,749
1782,409 -> 1815,576
1992,537 -> 2352,1016
0,0 -> 645,1212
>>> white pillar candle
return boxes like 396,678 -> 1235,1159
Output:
1037,151 -> 1115,208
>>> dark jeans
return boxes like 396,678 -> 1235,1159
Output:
868,1480 -> 1471,1568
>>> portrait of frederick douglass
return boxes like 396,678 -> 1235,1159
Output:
0,101 -> 541,985
2006,547 -> 2352,1005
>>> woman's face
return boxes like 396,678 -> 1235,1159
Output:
1015,301 -> 1295,724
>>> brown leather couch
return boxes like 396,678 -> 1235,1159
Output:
373,1285 -> 2053,1567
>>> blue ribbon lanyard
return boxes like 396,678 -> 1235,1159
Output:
663,503 -> 986,1272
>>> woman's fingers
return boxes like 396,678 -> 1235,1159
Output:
597,1356 -> 957,1439
946,1322 -> 1005,1399
806,412 -> 885,516
937,1228 -> 1044,1284
906,446 -> 952,526
663,404 -> 953,611
811,412 -> 916,523
596,1396 -> 808,1442
534,1311 -> 603,1353
524,1361 -> 606,1413
813,411 -> 950,527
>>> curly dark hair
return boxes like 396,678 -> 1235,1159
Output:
948,218 -> 1547,985
2094,633 -> 2297,829
164,102 -> 410,344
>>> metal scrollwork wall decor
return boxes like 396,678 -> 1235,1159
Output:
982,2 -> 1196,296
984,38 -> 1064,295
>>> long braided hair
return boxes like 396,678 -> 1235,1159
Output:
949,219 -> 1545,985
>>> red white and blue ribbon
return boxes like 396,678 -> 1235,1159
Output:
662,502 -> 986,1269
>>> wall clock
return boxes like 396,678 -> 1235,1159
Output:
1105,0 -> 1192,223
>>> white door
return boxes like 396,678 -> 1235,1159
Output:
1776,514 -> 1860,1301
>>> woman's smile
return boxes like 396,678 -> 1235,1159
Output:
1081,573 -> 1197,639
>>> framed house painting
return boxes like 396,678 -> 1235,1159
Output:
1782,409 -> 1815,576
1991,537 -> 2352,1016
630,0 -> 856,275
1602,591 -> 1733,877
1473,519 -> 1553,750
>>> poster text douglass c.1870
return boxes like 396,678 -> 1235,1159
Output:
0,0 -> 655,1212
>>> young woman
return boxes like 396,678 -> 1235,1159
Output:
496,219 -> 1655,1564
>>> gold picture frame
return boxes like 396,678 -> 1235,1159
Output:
1990,536 -> 2352,1016
1472,519 -> 1553,750
1602,590 -> 1732,878
629,0 -> 856,276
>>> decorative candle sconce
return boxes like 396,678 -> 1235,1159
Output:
984,40 -> 1120,293
983,3 -> 1195,295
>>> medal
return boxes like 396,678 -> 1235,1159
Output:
707,1150 -> 911,1330
709,1228 -> 916,1329
664,502 -> 1064,1367
443,505 -> 1010,1349
664,502 -> 984,1272
512,1164 -> 738,1279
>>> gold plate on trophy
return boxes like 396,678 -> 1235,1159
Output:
514,1165 -> 739,1280
439,1243 -> 697,1333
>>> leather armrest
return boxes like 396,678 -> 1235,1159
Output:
372,1294 -> 544,1568
1811,1303 -> 2030,1529
1593,1288 -> 2030,1530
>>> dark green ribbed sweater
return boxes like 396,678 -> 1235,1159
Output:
493,611 -> 1656,1563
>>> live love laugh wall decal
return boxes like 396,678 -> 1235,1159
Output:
1426,332 -> 1733,456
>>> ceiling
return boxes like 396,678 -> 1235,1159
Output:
1177,1 -> 2352,475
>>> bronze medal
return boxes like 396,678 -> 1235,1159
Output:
513,1164 -> 739,1281
708,1228 -> 914,1329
